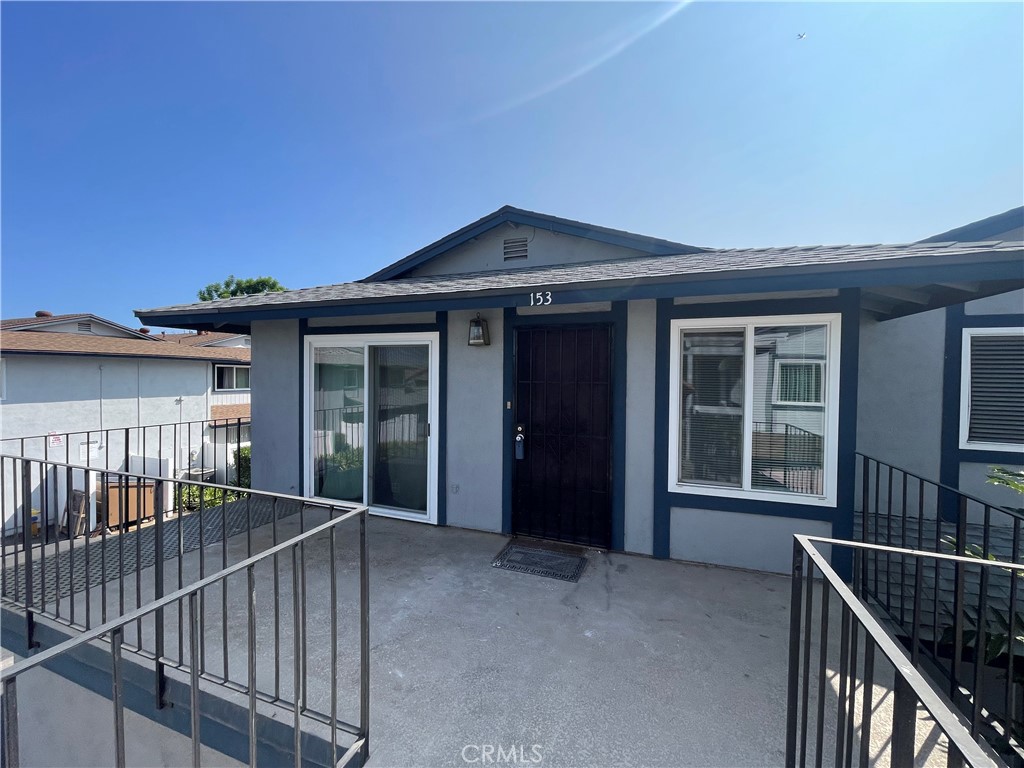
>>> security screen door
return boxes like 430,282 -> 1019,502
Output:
309,334 -> 437,523
512,325 -> 613,548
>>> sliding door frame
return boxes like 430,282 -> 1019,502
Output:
304,331 -> 440,524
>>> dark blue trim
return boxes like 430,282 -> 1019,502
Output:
651,292 -> 857,562
137,255 -> 1024,332
501,307 -> 515,535
504,307 -> 628,550
652,298 -> 673,559
363,206 -> 700,281
941,305 -> 1024,495
832,288 -> 861,578
665,492 -> 836,521
304,322 -> 440,335
958,449 -> 1024,465
437,312 -> 448,527
960,313 -> 1024,327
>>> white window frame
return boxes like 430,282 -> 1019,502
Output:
667,313 -> 841,506
214,365 -> 251,392
959,327 -> 1024,451
772,359 -> 826,406
303,332 -> 439,525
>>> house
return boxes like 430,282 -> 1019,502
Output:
858,207 -> 1024,510
135,207 -> 1024,573
0,311 -> 253,531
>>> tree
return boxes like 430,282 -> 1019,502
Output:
198,275 -> 285,301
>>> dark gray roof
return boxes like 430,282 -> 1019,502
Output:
919,207 -> 1024,244
138,239 -> 1023,317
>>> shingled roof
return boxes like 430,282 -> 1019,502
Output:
0,330 -> 250,362
138,239 -> 1024,318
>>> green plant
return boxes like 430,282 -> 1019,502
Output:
987,467 -> 1024,495
323,448 -> 363,471
179,483 -> 239,510
235,445 -> 251,488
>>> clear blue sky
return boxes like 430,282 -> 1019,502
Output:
2,1 -> 1022,330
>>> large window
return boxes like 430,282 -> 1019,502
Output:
215,365 -> 251,391
667,314 -> 841,505
960,328 -> 1024,450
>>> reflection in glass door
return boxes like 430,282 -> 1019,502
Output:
308,334 -> 437,523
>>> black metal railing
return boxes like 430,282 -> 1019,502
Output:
787,535 -> 1003,768
856,452 -> 1024,762
1,418 -> 251,539
0,452 -> 366,731
1,505 -> 369,768
752,421 -> 824,496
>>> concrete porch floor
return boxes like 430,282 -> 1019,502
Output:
354,517 -> 792,767
8,512 -> 797,767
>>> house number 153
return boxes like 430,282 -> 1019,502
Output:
529,291 -> 553,306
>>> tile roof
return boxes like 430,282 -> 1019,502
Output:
1,313 -> 92,329
211,404 -> 251,422
138,239 -> 1024,317
0,330 -> 251,362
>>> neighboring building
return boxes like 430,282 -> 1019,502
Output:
136,207 -> 1024,573
0,312 -> 252,531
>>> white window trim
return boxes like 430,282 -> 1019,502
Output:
303,332 -> 439,525
667,313 -> 841,507
959,327 -> 1024,452
214,364 -> 251,392
771,359 -> 826,406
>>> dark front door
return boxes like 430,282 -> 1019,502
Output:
512,325 -> 613,548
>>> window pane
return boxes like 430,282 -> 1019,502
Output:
678,328 -> 745,487
313,347 -> 365,502
216,367 -> 233,390
751,325 -> 826,495
235,367 -> 250,389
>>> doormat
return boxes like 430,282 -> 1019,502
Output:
492,541 -> 587,583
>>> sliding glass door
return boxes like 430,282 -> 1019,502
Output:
307,333 -> 438,523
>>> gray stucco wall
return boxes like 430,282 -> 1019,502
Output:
960,462 -> 1024,510
856,308 -> 945,480
445,310 -> 505,532
965,288 -> 1024,315
250,319 -> 301,495
669,508 -> 832,573
409,227 -> 648,277
624,300 -> 656,555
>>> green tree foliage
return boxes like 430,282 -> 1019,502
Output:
198,275 -> 285,301
988,466 -> 1024,495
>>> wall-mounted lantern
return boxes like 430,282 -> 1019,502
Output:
468,313 -> 490,347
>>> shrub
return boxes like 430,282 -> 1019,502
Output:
235,445 -> 251,488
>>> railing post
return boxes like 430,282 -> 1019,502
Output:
111,627 -> 126,768
891,675 -> 916,768
359,508 -> 370,763
153,478 -> 166,709
20,460 -> 35,649
784,538 -> 804,768
951,496 -> 968,703
2,677 -> 19,768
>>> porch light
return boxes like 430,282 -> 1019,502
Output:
468,313 -> 490,346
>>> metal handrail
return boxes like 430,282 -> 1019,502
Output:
1,504 -> 369,768
787,535 -> 1001,768
857,451 -> 1021,518
0,416 -> 251,445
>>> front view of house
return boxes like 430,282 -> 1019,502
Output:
138,207 -> 1024,572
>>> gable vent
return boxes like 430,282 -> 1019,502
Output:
968,333 -> 1024,445
77,321 -> 93,333
503,237 -> 529,261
